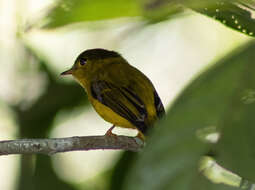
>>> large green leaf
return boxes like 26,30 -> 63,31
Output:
121,42 -> 255,190
191,174 -> 238,190
215,48 -> 255,181
141,0 -> 184,23
185,0 -> 255,37
44,0 -> 142,28
42,0 -> 255,37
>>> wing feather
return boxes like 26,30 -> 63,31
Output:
153,90 -> 165,118
91,80 -> 148,133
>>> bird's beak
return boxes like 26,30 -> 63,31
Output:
60,68 -> 73,76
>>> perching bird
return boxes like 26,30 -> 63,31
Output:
61,49 -> 165,139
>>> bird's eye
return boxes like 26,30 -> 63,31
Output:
80,58 -> 87,66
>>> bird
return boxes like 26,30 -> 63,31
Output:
61,48 -> 165,140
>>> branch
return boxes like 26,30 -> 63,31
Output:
0,135 -> 144,156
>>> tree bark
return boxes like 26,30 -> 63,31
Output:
0,135 -> 144,156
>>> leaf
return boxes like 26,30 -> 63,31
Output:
191,174 -> 239,190
121,42 -> 255,190
215,49 -> 255,181
141,0 -> 184,23
186,0 -> 255,37
44,0 -> 142,29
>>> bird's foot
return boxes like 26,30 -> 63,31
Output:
105,125 -> 117,137
135,131 -> 145,142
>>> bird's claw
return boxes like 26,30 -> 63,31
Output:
105,125 -> 118,137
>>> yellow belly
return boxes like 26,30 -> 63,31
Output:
91,98 -> 137,129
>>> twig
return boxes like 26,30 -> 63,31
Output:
200,156 -> 255,190
0,135 -> 144,156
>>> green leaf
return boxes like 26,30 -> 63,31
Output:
121,42 -> 255,190
215,48 -> 255,181
44,0 -> 142,29
191,174 -> 238,190
141,0 -> 184,23
186,0 -> 255,37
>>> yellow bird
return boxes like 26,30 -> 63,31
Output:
61,49 -> 165,139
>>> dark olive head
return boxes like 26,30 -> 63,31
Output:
76,48 -> 120,61
61,48 -> 121,75
61,48 -> 124,84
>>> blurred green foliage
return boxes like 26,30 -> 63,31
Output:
44,0 -> 142,28
120,42 -> 255,190
215,45 -> 255,181
109,152 -> 138,190
43,0 -> 255,38
188,0 -> 255,37
18,155 -> 76,190
11,48 -> 88,190
2,0 -> 255,190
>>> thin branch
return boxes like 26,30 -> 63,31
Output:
0,135 -> 144,156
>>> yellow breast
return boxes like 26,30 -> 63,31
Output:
90,97 -> 136,129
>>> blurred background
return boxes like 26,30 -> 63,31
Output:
0,0 -> 253,189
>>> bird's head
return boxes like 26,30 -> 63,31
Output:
61,48 -> 123,84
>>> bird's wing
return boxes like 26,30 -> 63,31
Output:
90,80 -> 148,133
153,90 -> 165,118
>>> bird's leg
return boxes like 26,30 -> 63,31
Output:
105,125 -> 117,137
135,131 -> 145,142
